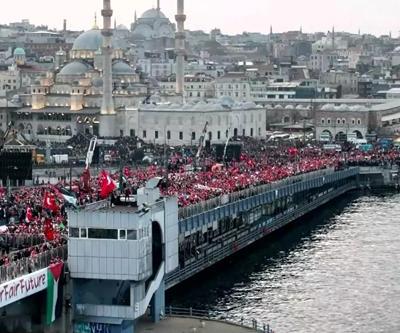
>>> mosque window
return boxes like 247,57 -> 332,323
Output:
179,132 -> 183,140
167,131 -> 171,140
155,131 -> 159,139
251,128 -> 254,137
357,119 -> 361,125
217,131 -> 221,140
143,130 -> 147,138
192,132 -> 196,141
342,119 -> 346,124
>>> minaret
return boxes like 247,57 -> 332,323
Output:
99,0 -> 116,137
93,13 -> 99,29
157,0 -> 160,11
134,10 -> 137,23
101,0 -> 114,115
175,0 -> 186,97
332,26 -> 335,49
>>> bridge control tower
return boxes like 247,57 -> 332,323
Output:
68,178 -> 179,333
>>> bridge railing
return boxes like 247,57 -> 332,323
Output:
166,306 -> 274,333
0,245 -> 68,284
0,233 -> 46,250
178,167 -> 336,219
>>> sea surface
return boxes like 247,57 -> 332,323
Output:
169,192 -> 400,333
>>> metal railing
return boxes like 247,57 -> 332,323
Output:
0,245 -> 68,284
166,306 -> 274,333
0,233 -> 46,250
178,168 -> 336,220
167,183 -> 356,289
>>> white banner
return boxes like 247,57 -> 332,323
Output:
0,268 -> 48,308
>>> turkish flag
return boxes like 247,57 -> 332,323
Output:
43,192 -> 59,213
25,207 -> 33,223
99,170 -> 116,199
43,218 -> 55,241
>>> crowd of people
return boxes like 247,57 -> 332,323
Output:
1,140 -> 400,280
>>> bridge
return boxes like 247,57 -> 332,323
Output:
2,165 -> 397,333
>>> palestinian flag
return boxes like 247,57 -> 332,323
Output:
46,262 -> 64,325
59,187 -> 78,207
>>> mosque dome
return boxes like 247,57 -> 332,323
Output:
13,47 -> 25,56
72,29 -> 103,51
141,8 -> 167,19
132,6 -> 175,40
112,61 -> 136,74
59,61 -> 92,76
72,29 -> 121,51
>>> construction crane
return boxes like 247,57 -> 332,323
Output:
0,121 -> 13,152
196,121 -> 209,160
85,136 -> 98,169
80,136 -> 97,191
222,123 -> 232,164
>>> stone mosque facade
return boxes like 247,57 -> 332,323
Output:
14,21 -> 149,140
11,0 -> 267,146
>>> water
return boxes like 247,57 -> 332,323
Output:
169,192 -> 400,333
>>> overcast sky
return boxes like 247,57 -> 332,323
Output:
2,0 -> 400,36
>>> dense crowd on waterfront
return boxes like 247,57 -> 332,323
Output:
1,141 -> 400,276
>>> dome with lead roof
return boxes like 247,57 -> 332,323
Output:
141,8 -> 167,19
59,61 -> 92,76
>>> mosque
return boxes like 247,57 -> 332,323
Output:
131,0 -> 175,41
11,0 -> 266,145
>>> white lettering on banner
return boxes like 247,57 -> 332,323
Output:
74,323 -> 111,333
0,268 -> 48,308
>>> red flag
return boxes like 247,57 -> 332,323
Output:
43,192 -> 59,213
25,207 -> 33,223
99,170 -> 116,199
43,218 -> 55,241
123,166 -> 131,178
81,168 -> 91,192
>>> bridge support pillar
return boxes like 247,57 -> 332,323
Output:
150,279 -> 165,323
